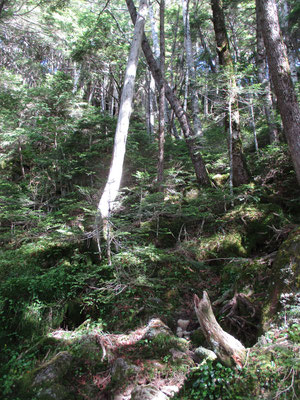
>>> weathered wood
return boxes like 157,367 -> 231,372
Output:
194,291 -> 246,367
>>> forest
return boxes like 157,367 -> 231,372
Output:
0,0 -> 299,399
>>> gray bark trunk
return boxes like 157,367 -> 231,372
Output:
278,0 -> 298,85
182,0 -> 202,137
210,0 -> 249,186
256,2 -> 279,144
257,0 -> 300,186
157,0 -> 165,190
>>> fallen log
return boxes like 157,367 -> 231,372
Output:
194,291 -> 246,367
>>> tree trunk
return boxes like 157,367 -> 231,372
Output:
157,0 -> 165,190
249,94 -> 259,153
257,0 -> 300,186
125,0 -> 210,186
278,0 -> 298,85
98,0 -> 148,226
194,292 -> 246,367
210,0 -> 249,186
182,0 -> 202,137
255,2 -> 279,144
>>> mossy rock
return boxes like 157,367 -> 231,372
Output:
191,231 -> 247,261
218,203 -> 288,253
19,351 -> 73,399
71,334 -> 103,366
262,227 -> 300,329
242,204 -> 287,252
35,383 -> 71,400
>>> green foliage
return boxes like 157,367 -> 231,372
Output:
176,361 -> 252,400
137,333 -> 186,360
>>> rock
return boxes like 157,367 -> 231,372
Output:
131,385 -> 168,400
169,348 -> 186,360
111,358 -> 140,383
75,334 -> 103,362
176,327 -> 183,338
111,358 -> 130,382
194,346 -> 217,363
35,383 -> 69,400
33,352 -> 73,386
161,385 -> 180,396
143,318 -> 172,340
177,319 -> 190,330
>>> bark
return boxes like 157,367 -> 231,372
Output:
249,95 -> 259,153
182,0 -> 202,137
210,0 -> 250,186
149,3 -> 160,59
194,292 -> 246,367
257,0 -> 300,186
157,0 -> 165,190
145,70 -> 155,139
98,0 -> 148,224
126,0 -> 210,186
255,3 -> 279,144
278,0 -> 298,85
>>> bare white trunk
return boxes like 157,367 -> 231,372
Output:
98,0 -> 148,221
149,2 -> 160,60
182,0 -> 202,137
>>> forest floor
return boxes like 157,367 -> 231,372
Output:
1,139 -> 300,399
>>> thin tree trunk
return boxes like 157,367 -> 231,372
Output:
126,0 -> 210,186
157,0 -> 165,190
249,95 -> 259,153
210,0 -> 249,186
183,67 -> 189,112
98,0 -> 149,229
256,4 -> 279,144
182,0 -> 202,137
257,0 -> 300,186
149,3 -> 160,59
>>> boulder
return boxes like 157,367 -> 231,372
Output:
35,383 -> 69,400
194,346 -> 217,363
111,358 -> 140,383
131,385 -> 168,400
143,319 -> 172,340
33,352 -> 72,386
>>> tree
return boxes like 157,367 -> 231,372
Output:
182,0 -> 202,137
157,0 -> 165,190
256,6 -> 279,144
210,0 -> 249,186
126,0 -> 210,186
256,0 -> 300,186
97,0 -> 149,239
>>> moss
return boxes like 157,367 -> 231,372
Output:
136,332 -> 186,360
262,227 -> 300,329
190,231 -> 247,261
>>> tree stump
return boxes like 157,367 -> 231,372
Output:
194,291 -> 246,367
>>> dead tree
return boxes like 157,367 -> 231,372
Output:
194,291 -> 246,367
